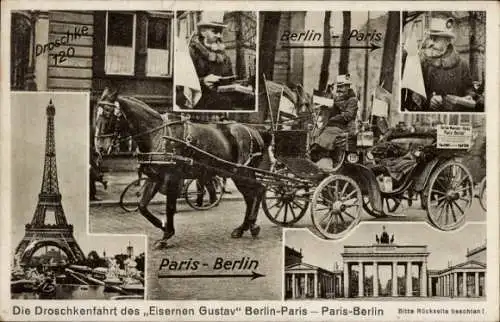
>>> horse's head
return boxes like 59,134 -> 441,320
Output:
94,88 -> 121,154
94,88 -> 164,154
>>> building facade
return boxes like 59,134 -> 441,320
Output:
11,10 -> 173,112
285,262 -> 338,300
428,245 -> 486,297
284,246 -> 344,300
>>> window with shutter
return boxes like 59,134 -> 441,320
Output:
105,12 -> 136,75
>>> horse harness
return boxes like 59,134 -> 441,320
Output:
96,100 -> 262,167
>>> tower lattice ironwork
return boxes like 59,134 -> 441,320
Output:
14,99 -> 86,266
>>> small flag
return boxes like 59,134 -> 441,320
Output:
372,86 -> 391,117
372,97 -> 389,117
278,92 -> 296,118
401,25 -> 427,99
175,37 -> 202,108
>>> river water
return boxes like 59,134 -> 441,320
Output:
12,284 -> 122,300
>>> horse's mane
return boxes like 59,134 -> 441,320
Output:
118,95 -> 163,122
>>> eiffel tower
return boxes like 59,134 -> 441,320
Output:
14,99 -> 86,266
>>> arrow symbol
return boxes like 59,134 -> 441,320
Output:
157,271 -> 265,280
282,43 -> 381,52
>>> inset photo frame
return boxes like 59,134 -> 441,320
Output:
174,11 -> 258,113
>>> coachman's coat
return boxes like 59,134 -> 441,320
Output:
421,45 -> 475,108
189,37 -> 234,111
313,89 -> 358,151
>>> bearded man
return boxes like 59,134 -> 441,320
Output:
189,17 -> 234,111
420,17 -> 475,111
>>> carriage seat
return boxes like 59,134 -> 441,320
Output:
276,157 -> 327,182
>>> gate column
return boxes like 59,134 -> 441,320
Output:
406,261 -> 412,296
420,261 -> 427,297
343,262 -> 349,297
358,262 -> 364,297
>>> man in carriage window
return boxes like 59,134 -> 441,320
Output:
188,13 -> 234,111
310,74 -> 359,170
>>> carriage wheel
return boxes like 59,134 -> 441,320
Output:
184,177 -> 224,210
262,173 -> 310,226
425,160 -> 473,231
362,195 -> 401,217
119,177 -> 149,212
478,177 -> 486,211
311,174 -> 362,239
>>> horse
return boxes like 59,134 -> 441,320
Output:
93,88 -> 273,247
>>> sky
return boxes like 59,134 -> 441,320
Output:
10,92 -> 145,259
285,223 -> 485,273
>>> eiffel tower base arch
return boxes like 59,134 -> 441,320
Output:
15,225 -> 86,266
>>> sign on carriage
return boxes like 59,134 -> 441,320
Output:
1,2 -> 498,322
436,125 -> 473,149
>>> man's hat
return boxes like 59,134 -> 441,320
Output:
336,74 -> 352,85
197,11 -> 227,30
428,17 -> 455,39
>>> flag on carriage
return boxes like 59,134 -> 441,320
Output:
262,79 -> 298,129
401,25 -> 427,108
278,90 -> 297,119
371,86 -> 391,117
175,36 -> 202,109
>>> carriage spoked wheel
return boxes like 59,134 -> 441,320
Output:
262,170 -> 310,226
311,174 -> 362,239
362,194 -> 402,217
120,177 -> 149,212
425,160 -> 474,231
478,177 -> 486,212
184,177 -> 224,210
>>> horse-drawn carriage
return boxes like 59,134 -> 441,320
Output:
93,83 -> 478,243
263,126 -> 475,238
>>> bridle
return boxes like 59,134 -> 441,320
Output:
94,99 -> 192,154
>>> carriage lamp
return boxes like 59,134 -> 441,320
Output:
347,152 -> 359,164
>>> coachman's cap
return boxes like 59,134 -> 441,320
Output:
336,74 -> 352,85
197,11 -> 227,30
427,17 -> 455,39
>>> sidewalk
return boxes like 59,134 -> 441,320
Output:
90,171 -> 243,207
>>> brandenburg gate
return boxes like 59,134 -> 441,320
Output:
341,227 -> 430,297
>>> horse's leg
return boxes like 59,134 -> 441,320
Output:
231,178 -> 251,238
138,180 -> 163,229
247,183 -> 265,238
162,174 -> 183,240
231,177 -> 263,238
205,174 -> 218,204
